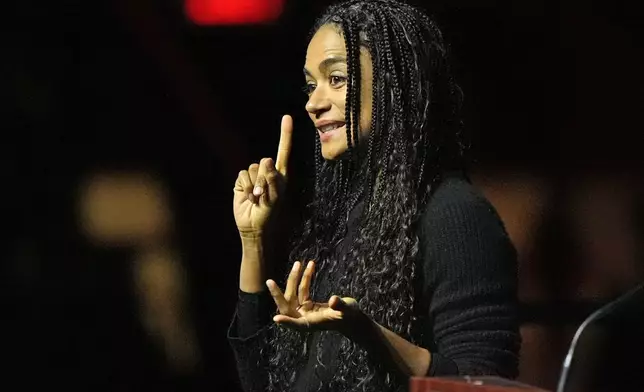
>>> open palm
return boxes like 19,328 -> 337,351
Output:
266,261 -> 358,333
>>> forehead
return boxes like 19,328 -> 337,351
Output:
306,24 -> 346,62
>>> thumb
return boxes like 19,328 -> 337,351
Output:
254,158 -> 272,206
329,296 -> 358,311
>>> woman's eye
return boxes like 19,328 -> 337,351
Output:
330,75 -> 347,87
302,83 -> 316,95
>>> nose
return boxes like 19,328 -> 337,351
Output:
305,86 -> 331,118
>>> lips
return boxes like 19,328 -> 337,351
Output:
316,121 -> 346,133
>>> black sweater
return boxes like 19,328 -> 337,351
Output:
227,176 -> 521,391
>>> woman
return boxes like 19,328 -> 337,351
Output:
228,1 -> 520,391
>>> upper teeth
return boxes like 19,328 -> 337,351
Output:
320,124 -> 343,133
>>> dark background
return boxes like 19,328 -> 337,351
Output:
4,0 -> 643,390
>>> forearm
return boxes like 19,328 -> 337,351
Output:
350,315 -> 431,378
239,233 -> 266,293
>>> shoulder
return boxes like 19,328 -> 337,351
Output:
417,173 -> 517,283
421,174 -> 506,233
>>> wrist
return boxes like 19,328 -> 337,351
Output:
239,231 -> 263,250
239,229 -> 263,242
239,237 -> 266,293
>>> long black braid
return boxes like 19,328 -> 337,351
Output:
264,1 -> 467,391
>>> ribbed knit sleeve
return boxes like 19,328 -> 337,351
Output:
226,289 -> 275,392
420,177 -> 521,379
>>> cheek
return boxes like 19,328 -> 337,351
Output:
359,89 -> 373,134
333,89 -> 346,114
359,50 -> 374,134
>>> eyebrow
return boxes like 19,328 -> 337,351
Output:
303,56 -> 347,77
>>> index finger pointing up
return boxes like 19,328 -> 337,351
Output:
275,114 -> 293,177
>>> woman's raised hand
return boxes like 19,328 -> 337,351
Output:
233,115 -> 293,237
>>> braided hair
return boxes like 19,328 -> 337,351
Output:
264,1 -> 467,390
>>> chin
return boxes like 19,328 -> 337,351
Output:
321,147 -> 349,161
321,152 -> 339,161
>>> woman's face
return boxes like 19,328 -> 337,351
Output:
304,24 -> 373,160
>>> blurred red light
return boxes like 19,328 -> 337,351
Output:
185,0 -> 284,25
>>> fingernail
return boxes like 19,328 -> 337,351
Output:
266,159 -> 274,170
253,186 -> 263,196
292,262 -> 300,271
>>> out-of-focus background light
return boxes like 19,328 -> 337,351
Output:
185,0 -> 285,25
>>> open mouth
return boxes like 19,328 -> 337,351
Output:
317,122 -> 345,133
